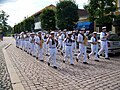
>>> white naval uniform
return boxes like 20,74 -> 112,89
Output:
64,38 -> 74,64
88,36 -> 98,60
21,35 -> 26,50
71,34 -> 76,51
36,36 -> 43,60
25,36 -> 29,52
58,35 -> 63,50
34,36 -> 38,57
98,32 -> 108,58
77,33 -> 87,62
27,36 -> 31,54
29,36 -> 35,56
15,35 -> 19,47
61,33 -> 66,53
43,37 -> 48,55
18,36 -> 21,48
47,38 -> 57,67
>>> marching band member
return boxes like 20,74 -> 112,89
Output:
88,32 -> 99,61
63,32 -> 74,65
46,31 -> 58,69
71,31 -> 77,51
15,34 -> 19,48
24,33 -> 29,52
36,31 -> 44,61
76,28 -> 88,64
43,33 -> 49,56
21,32 -> 26,50
97,27 -> 110,60
57,31 -> 63,51
61,29 -> 67,55
29,32 -> 35,56
34,33 -> 39,58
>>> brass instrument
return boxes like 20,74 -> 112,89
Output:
31,38 -> 35,43
84,36 -> 88,46
40,39 -> 44,49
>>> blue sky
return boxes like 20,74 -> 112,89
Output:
0,0 -> 88,27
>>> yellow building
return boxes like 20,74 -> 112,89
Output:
112,0 -> 120,34
115,0 -> 120,15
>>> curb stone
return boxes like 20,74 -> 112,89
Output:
2,43 -> 25,90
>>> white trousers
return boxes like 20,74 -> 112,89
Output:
77,44 -> 87,62
64,46 -> 74,64
89,44 -> 98,60
43,42 -> 49,55
34,44 -> 38,57
49,48 -> 57,66
58,40 -> 63,49
30,43 -> 35,56
62,42 -> 65,53
72,41 -> 77,51
98,41 -> 108,58
38,46 -> 43,60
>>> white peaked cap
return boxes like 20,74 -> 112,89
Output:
50,31 -> 55,34
93,32 -> 97,34
81,28 -> 85,31
68,31 -> 72,35
102,27 -> 106,30
30,32 -> 35,35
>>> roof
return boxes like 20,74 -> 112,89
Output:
78,9 -> 89,17
32,4 -> 56,16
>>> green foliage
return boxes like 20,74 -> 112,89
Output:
0,10 -> 9,36
56,0 -> 79,30
40,9 -> 56,31
13,16 -> 34,34
84,0 -> 117,26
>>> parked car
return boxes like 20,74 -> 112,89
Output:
87,33 -> 120,54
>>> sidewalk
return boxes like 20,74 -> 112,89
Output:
3,37 -> 120,90
0,40 -> 13,90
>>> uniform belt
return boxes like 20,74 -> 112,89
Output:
101,40 -> 107,41
49,47 -> 56,48
66,45 -> 72,46
92,43 -> 97,45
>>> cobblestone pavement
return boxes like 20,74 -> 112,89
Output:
4,37 -> 120,90
0,39 -> 13,90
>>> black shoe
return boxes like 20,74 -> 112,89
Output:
63,60 -> 65,63
46,54 -> 49,56
97,54 -> 100,58
36,57 -> 38,59
40,60 -> 44,62
87,55 -> 90,59
105,58 -> 110,60
48,63 -> 50,66
83,62 -> 88,64
76,58 -> 78,62
95,60 -> 99,62
53,66 -> 57,69
61,52 -> 63,56
70,64 -> 74,66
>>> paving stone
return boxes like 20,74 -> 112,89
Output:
0,39 -> 13,90
3,37 -> 120,90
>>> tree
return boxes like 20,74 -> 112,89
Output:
84,0 -> 116,31
24,16 -> 35,32
40,9 -> 56,32
0,10 -> 9,35
13,16 -> 34,34
56,0 -> 79,30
